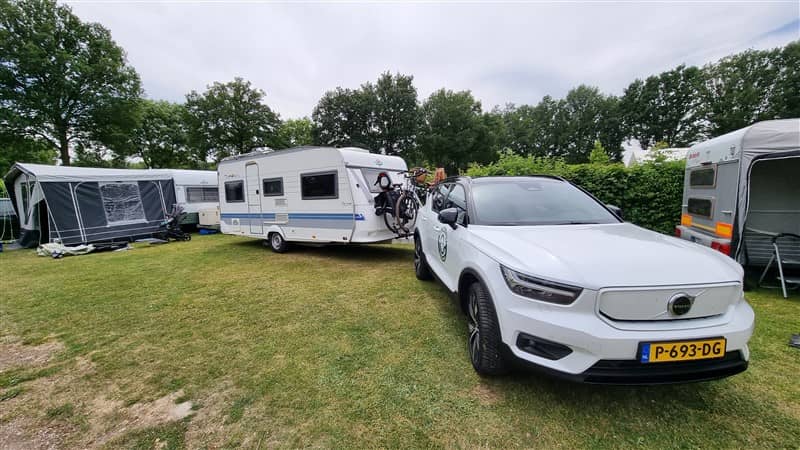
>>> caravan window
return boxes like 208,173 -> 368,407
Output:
361,168 -> 400,193
690,166 -> 716,188
262,178 -> 284,196
301,171 -> 338,200
224,181 -> 245,203
688,197 -> 713,218
99,182 -> 146,225
186,187 -> 219,203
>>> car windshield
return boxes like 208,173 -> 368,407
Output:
470,178 -> 620,226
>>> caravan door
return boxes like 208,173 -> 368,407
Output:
246,163 -> 262,234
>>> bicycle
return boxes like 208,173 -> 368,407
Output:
374,168 -> 429,238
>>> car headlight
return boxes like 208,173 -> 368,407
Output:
500,265 -> 583,305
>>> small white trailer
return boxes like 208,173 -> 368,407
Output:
217,146 -> 407,251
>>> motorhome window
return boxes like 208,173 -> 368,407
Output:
689,167 -> 716,188
361,168 -> 400,193
99,182 -> 146,225
224,181 -> 245,203
687,197 -> 713,218
186,187 -> 219,203
301,172 -> 338,199
262,178 -> 284,196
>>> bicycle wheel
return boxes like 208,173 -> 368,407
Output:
383,204 -> 399,234
395,192 -> 419,235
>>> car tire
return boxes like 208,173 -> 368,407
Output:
414,234 -> 433,280
268,232 -> 289,253
467,280 -> 510,376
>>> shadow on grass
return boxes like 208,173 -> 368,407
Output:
226,237 -> 414,263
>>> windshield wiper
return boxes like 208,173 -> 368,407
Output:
556,221 -> 599,225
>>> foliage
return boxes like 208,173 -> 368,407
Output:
120,100 -> 198,169
275,117 -> 313,148
0,134 -> 57,176
185,77 -> 281,162
417,89 -> 497,173
497,86 -> 623,164
620,64 -> 708,148
312,72 -> 418,156
0,0 -> 141,165
587,140 -> 611,165
467,151 -> 685,234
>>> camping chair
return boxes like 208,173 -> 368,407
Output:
758,233 -> 800,299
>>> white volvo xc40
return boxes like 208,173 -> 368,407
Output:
413,176 -> 754,384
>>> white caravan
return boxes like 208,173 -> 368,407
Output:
217,146 -> 407,251
165,169 -> 219,226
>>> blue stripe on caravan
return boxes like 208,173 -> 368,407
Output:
221,212 -> 366,221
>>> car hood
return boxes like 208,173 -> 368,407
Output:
467,223 -> 743,290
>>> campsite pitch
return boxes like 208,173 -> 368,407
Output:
0,234 -> 798,448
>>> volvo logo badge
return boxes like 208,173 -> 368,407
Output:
668,293 -> 694,316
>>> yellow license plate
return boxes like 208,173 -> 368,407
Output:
639,338 -> 726,363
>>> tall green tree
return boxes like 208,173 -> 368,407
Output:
276,117 -> 313,148
311,86 -> 375,149
500,97 -> 561,158
773,40 -> 800,120
311,72 -> 418,155
417,89 -> 495,173
122,100 -> 195,168
371,72 -> 418,156
621,64 -> 707,148
554,85 -> 623,163
0,134 -> 57,175
704,47 -> 782,135
0,0 -> 141,165
185,77 -> 281,162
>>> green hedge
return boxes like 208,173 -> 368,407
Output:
466,151 -> 685,234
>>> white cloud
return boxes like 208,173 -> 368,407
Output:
66,1 -> 799,118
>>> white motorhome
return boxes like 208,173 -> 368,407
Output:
217,146 -> 407,251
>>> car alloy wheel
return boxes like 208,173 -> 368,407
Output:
468,288 -> 481,365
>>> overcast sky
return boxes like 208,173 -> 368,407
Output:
66,1 -> 799,119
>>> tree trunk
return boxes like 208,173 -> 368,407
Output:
59,132 -> 70,166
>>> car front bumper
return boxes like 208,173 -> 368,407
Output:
486,274 -> 755,384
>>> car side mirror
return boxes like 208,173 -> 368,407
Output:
606,204 -> 623,220
438,208 -> 459,229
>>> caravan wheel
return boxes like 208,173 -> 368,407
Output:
268,232 -> 289,253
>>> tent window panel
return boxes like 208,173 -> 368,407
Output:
263,178 -> 283,197
225,181 -> 245,203
186,186 -> 219,203
301,171 -> 338,200
688,197 -> 713,218
99,182 -> 146,225
690,167 -> 716,188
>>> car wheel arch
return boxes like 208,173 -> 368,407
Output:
458,268 -> 485,315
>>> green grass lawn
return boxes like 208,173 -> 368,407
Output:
1,234 -> 799,449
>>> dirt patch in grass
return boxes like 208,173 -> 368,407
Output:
90,390 -> 194,447
470,383 -> 504,406
0,416 -> 75,450
0,339 -> 64,372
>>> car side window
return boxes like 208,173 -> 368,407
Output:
431,183 -> 451,213
445,184 -> 467,211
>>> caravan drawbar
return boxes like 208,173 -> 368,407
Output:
217,146 -> 408,251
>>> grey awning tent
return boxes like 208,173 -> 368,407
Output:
3,163 -> 176,247
735,119 -> 800,260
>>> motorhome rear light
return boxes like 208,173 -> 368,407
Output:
716,222 -> 733,239
681,214 -> 692,227
711,241 -> 731,256
674,227 -> 682,238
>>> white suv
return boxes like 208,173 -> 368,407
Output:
413,176 -> 754,384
